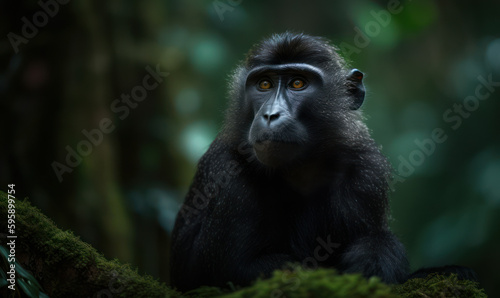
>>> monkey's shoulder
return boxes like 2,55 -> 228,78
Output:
195,136 -> 239,171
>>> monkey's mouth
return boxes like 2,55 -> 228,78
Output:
253,140 -> 304,168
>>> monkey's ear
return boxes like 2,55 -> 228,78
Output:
346,69 -> 365,110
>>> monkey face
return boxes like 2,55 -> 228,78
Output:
244,63 -> 326,167
244,63 -> 365,168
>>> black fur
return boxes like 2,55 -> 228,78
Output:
245,33 -> 337,68
170,32 -> 475,292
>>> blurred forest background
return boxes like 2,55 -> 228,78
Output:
1,0 -> 499,295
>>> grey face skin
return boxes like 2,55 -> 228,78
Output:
246,63 -> 325,167
245,63 -> 364,168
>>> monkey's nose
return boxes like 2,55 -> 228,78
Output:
263,113 -> 280,126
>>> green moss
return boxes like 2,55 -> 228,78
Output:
209,268 -> 486,298
0,191 -> 487,297
221,267 -> 395,298
0,191 -> 179,297
393,273 -> 486,297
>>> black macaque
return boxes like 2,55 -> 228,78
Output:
170,32 -> 477,292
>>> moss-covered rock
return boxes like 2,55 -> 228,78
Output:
0,191 -> 487,297
212,267 -> 485,298
0,191 -> 178,297
393,273 -> 486,297
220,268 -> 395,298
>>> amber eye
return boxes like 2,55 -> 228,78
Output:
259,80 -> 272,90
290,79 -> 305,89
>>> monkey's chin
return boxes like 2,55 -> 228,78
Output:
253,141 -> 303,168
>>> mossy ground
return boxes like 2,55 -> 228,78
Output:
184,267 -> 486,298
0,191 -> 176,297
0,191 -> 486,297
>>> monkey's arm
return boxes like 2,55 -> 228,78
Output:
334,164 -> 409,284
339,229 -> 409,283
172,184 -> 295,290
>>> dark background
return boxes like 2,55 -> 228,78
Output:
1,0 -> 499,295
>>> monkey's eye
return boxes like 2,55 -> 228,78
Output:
258,80 -> 272,90
290,78 -> 306,89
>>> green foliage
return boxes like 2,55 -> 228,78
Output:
183,267 -> 486,298
393,273 -> 486,298
0,246 -> 49,297
221,267 -> 395,298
